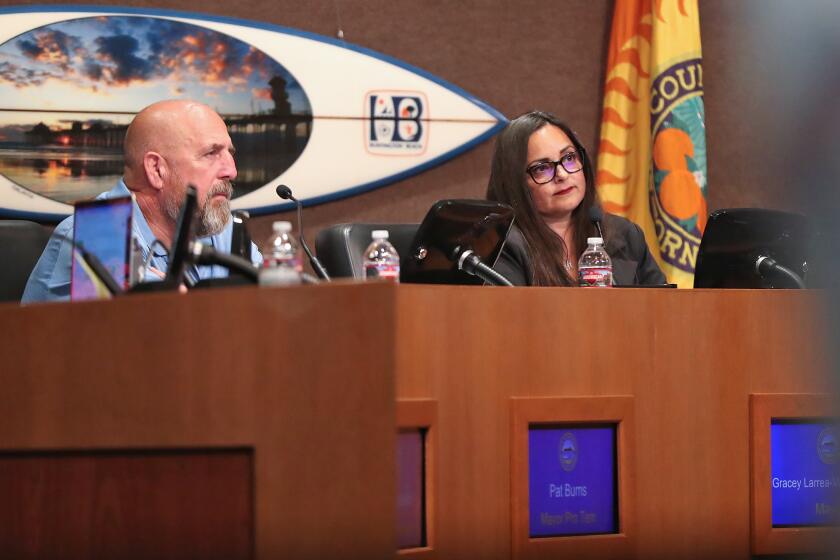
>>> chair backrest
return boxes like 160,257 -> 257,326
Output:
0,220 -> 53,302
694,208 -> 810,288
315,223 -> 419,279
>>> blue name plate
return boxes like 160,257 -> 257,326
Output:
528,425 -> 617,537
771,421 -> 839,526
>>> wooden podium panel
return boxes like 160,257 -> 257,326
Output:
0,284 -> 398,560
510,396 -> 636,560
750,393 -> 839,555
397,399 -> 437,559
0,449 -> 252,559
393,286 -> 832,560
1,284 -> 831,559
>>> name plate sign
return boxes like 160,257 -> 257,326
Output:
528,425 -> 617,537
771,421 -> 839,527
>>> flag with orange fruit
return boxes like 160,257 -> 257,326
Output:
596,0 -> 706,288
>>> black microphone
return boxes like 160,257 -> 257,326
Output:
129,185 -> 199,293
275,184 -> 331,281
755,255 -> 806,288
588,205 -> 605,240
587,205 -> 619,286
453,247 -> 513,287
164,184 -> 198,288
230,210 -> 252,261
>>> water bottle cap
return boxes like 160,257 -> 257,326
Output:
273,221 -> 292,233
587,237 -> 604,245
371,229 -> 389,240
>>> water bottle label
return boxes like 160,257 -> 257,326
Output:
365,263 -> 400,282
264,255 -> 302,272
579,267 -> 613,287
259,265 -> 301,286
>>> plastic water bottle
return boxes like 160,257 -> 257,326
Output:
578,237 -> 612,287
363,230 -> 400,282
259,221 -> 302,286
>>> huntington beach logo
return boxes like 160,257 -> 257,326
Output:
558,432 -> 578,472
366,91 -> 427,155
649,58 -> 707,274
817,427 -> 838,465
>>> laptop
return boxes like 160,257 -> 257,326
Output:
70,196 -> 135,301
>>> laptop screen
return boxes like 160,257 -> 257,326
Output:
71,196 -> 133,301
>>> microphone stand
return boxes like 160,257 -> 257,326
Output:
275,185 -> 331,281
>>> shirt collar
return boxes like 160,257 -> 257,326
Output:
115,178 -> 169,258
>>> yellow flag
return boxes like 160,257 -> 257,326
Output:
596,0 -> 706,288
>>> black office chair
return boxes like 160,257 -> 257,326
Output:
315,223 -> 418,279
0,220 -> 53,302
694,208 -> 812,289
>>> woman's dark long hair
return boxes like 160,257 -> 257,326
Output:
486,111 -> 600,286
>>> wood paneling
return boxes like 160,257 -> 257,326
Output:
397,399 -> 438,560
1,285 -> 830,558
510,396 -> 635,560
394,286 -> 831,559
0,284 -> 397,560
0,449 -> 252,560
750,393 -> 839,556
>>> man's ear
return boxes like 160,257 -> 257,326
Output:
143,152 -> 167,191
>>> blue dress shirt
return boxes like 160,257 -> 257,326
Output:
21,180 -> 262,303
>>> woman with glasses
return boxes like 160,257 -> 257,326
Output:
486,110 -> 665,286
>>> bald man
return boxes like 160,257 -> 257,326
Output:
22,100 -> 261,303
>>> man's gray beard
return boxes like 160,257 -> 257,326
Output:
162,181 -> 232,238
196,183 -> 231,237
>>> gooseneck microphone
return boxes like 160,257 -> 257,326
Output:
588,205 -> 605,240
755,255 -> 806,288
275,185 -> 331,281
454,247 -> 514,287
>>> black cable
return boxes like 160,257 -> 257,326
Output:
79,249 -> 123,295
190,243 -> 259,283
755,256 -> 806,288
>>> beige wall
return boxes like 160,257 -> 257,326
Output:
1,0 -> 799,248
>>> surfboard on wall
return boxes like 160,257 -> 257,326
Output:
0,6 -> 506,220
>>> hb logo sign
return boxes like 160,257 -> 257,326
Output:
365,91 -> 427,155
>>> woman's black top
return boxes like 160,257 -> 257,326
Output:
492,213 -> 667,286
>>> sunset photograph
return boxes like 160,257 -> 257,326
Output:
0,15 -> 312,202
